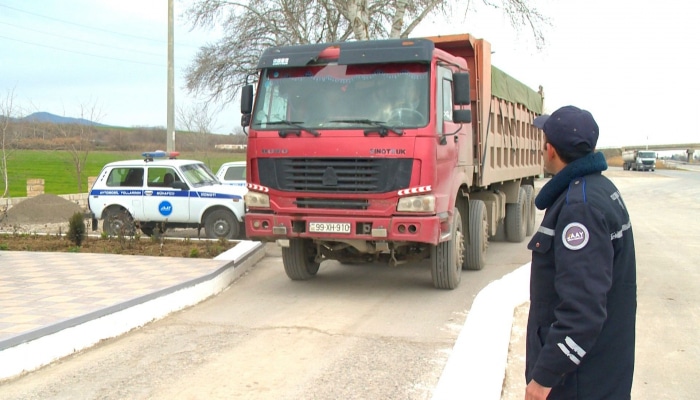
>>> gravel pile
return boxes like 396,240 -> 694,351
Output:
1,194 -> 85,233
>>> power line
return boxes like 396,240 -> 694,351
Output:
0,20 -> 166,59
0,2 -> 202,49
0,2 -> 166,44
0,34 -> 164,67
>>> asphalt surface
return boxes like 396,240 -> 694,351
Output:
1,165 -> 698,399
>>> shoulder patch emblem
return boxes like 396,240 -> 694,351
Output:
562,222 -> 589,250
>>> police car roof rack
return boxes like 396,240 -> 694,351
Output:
142,150 -> 180,162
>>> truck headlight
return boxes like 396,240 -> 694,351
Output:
397,194 -> 435,212
244,191 -> 270,208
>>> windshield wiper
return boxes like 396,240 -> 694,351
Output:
266,120 -> 320,137
329,119 -> 404,137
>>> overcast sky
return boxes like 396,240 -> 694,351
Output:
1,0 -> 698,148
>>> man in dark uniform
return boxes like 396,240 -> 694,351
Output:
525,106 -> 637,399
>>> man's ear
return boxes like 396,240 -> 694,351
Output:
546,143 -> 558,160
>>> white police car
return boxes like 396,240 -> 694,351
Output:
215,161 -> 247,189
88,151 -> 246,239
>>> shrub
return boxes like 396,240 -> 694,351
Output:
67,212 -> 86,246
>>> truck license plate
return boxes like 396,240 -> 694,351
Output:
309,222 -> 351,233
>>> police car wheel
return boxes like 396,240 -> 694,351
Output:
204,209 -> 238,239
140,224 -> 165,238
103,210 -> 135,237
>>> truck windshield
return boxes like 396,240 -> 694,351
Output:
638,151 -> 656,158
251,63 -> 429,130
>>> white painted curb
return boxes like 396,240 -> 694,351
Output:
432,263 -> 531,400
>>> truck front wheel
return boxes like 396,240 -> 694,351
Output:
204,209 -> 239,239
431,209 -> 464,289
282,238 -> 320,280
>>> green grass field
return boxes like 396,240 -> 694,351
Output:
4,150 -> 246,197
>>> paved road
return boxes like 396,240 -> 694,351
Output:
502,167 -> 700,400
1,167 -> 697,399
0,231 -> 534,399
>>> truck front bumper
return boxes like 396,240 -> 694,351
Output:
244,212 -> 446,246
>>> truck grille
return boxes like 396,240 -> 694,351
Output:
295,198 -> 369,210
258,158 -> 412,193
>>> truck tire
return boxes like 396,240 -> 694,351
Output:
204,209 -> 239,239
282,238 -> 320,280
522,185 -> 536,236
505,187 -> 527,243
464,200 -> 487,270
490,220 -> 507,242
431,209 -> 464,289
103,209 -> 135,237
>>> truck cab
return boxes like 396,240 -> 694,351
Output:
240,35 -> 543,289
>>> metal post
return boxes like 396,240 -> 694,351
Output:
166,0 -> 175,151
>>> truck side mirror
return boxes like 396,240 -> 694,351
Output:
241,85 -> 254,127
453,109 -> 472,124
453,73 -> 470,105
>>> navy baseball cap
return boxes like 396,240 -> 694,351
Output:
534,105 -> 599,157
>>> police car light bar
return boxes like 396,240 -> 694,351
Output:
142,150 -> 180,160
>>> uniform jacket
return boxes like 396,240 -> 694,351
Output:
526,152 -> 637,399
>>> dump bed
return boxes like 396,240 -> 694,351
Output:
427,34 -> 544,187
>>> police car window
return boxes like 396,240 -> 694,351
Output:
147,167 -> 180,187
224,166 -> 246,180
107,167 -> 143,187
180,163 -> 217,187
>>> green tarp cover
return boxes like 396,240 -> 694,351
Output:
491,66 -> 543,114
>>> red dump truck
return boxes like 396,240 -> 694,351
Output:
240,33 -> 544,289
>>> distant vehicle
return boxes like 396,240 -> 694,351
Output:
88,151 -> 247,239
622,150 -> 656,171
216,161 -> 247,189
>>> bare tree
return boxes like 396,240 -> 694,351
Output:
182,0 -> 547,104
0,89 -> 23,199
177,102 -> 217,162
57,102 -> 103,193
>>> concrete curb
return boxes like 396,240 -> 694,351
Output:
432,263 -> 531,400
0,241 -> 266,381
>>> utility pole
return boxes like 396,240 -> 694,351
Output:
167,0 -> 175,151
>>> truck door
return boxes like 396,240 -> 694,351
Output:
142,167 -> 190,222
435,66 -> 463,195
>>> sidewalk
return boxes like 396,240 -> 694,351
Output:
0,241 -> 265,380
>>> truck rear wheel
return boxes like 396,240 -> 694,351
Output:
282,238 -> 320,280
431,209 -> 464,290
204,209 -> 239,239
464,200 -> 487,270
505,187 -> 527,243
522,185 -> 536,236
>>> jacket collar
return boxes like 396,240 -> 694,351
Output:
535,151 -> 608,210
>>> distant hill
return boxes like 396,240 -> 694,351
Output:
19,112 -> 107,127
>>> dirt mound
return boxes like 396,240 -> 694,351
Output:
4,194 -> 84,224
